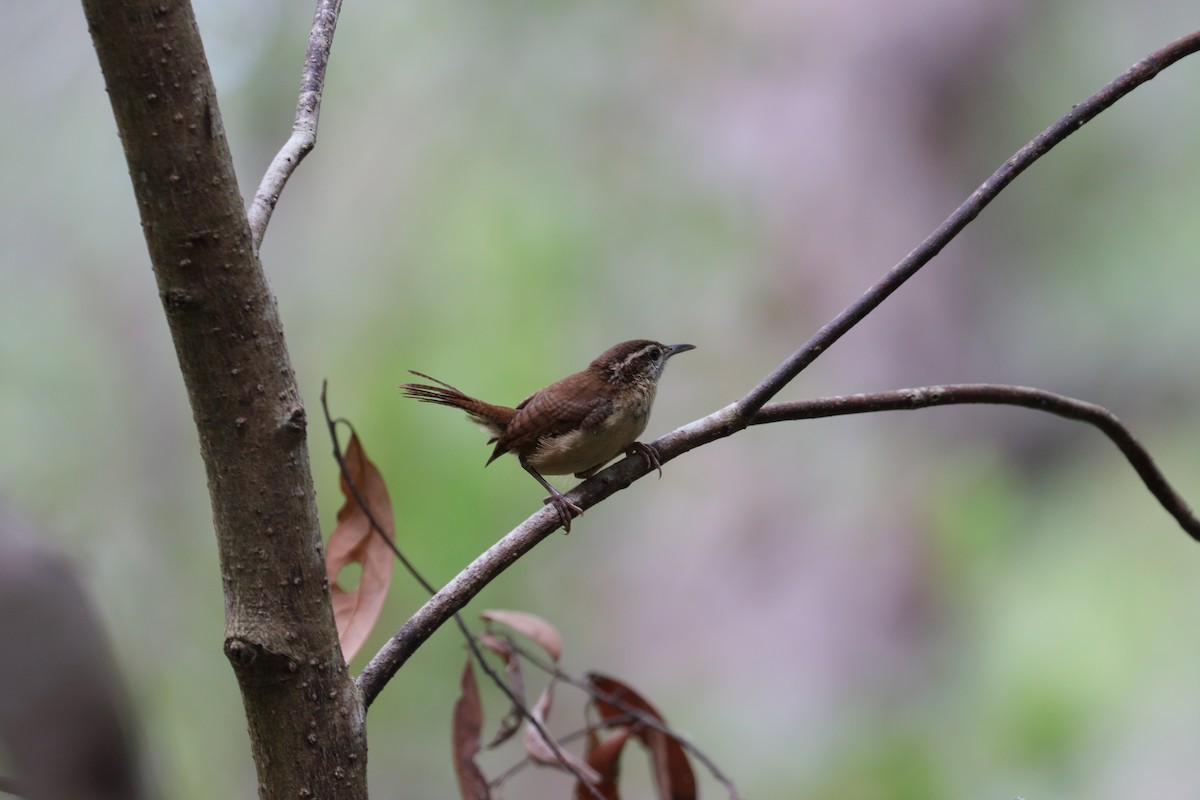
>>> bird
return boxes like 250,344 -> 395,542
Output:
399,339 -> 695,532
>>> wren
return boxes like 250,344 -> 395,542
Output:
400,339 -> 695,532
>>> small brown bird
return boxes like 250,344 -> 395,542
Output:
400,339 -> 695,532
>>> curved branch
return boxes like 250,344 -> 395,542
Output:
357,30 -> 1200,707
753,385 -> 1200,540
359,506 -> 563,706
360,379 -> 1199,706
247,0 -> 343,250
736,29 -> 1200,418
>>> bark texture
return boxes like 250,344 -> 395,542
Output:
80,2 -> 367,797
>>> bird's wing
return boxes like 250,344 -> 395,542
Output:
488,388 -> 611,465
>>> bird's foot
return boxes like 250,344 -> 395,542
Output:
627,442 -> 663,478
542,490 -> 583,534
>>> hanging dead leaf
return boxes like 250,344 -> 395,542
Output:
480,609 -> 563,662
587,673 -> 696,800
452,660 -> 490,800
523,683 -> 601,785
574,725 -> 635,800
479,633 -> 526,748
326,432 -> 395,663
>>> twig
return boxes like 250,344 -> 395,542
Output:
247,0 -> 343,250
483,653 -> 743,799
320,382 -> 437,592
356,30 -> 1200,709
509,643 -> 745,800
461,635 -> 606,800
752,385 -> 1200,540
489,725 -> 591,791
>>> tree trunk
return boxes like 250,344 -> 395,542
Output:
80,2 -> 368,797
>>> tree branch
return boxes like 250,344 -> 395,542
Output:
736,29 -> 1200,418
247,0 -> 343,251
360,378 -> 1199,705
81,1 -> 365,797
356,28 -> 1200,716
752,385 -> 1200,540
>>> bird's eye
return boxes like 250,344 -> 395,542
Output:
647,346 -> 662,361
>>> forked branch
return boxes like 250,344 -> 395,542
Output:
357,30 -> 1200,708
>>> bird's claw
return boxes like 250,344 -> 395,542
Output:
628,442 -> 663,478
543,493 -> 583,534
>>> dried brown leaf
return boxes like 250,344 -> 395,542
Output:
326,433 -> 395,663
587,674 -> 696,800
481,609 -> 563,662
522,684 -> 558,764
523,684 -> 601,785
479,633 -> 526,748
452,660 -> 490,800
478,632 -> 516,660
574,725 -> 635,800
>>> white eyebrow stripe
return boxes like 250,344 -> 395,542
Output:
615,345 -> 657,372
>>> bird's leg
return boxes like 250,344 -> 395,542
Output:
521,460 -> 583,533
627,442 -> 663,478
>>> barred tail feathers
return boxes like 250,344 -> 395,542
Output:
399,371 -> 513,442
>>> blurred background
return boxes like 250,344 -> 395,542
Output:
3,1 -> 1199,798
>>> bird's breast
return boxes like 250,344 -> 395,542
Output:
526,392 -> 653,476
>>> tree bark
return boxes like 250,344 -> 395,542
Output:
80,2 -> 367,797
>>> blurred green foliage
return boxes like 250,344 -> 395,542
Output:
2,1 -> 1198,798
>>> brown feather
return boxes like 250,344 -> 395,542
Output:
398,371 -> 515,442
491,384 -> 609,465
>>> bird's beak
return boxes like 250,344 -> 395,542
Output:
666,343 -> 696,358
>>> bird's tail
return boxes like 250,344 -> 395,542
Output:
399,371 -> 514,439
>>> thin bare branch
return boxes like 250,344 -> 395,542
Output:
478,642 -> 742,799
510,643 -> 744,800
736,29 -> 1200,418
248,0 -> 343,250
463,640 -> 607,800
493,718 -> 736,799
752,385 -> 1200,540
357,30 -> 1200,709
488,725 -> 590,791
321,382 -> 438,594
